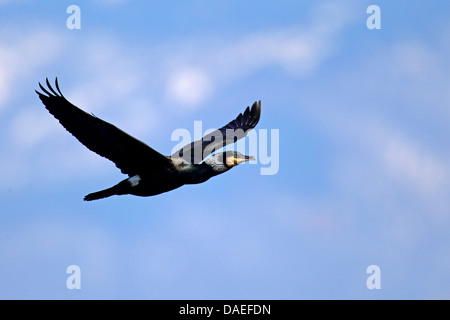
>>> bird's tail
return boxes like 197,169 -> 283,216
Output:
84,186 -> 120,201
84,179 -> 131,201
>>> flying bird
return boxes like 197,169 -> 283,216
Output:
36,78 -> 261,201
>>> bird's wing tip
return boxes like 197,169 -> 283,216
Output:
37,77 -> 64,98
251,99 -> 261,124
250,100 -> 261,114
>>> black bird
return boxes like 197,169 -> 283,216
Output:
36,78 -> 261,201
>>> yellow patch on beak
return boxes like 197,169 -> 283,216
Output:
226,155 -> 252,167
226,156 -> 236,167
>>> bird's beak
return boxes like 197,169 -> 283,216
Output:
236,155 -> 254,164
229,155 -> 255,166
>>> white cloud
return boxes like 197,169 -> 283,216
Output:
0,154 -> 30,190
392,41 -> 440,77
115,99 -> 162,138
166,68 -> 213,109
65,38 -> 147,113
10,107 -> 59,148
382,134 -> 448,196
207,30 -> 324,77
324,112 -> 449,209
0,30 -> 63,111
299,26 -> 450,212
161,0 -> 356,108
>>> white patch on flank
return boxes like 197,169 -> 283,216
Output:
128,175 -> 141,187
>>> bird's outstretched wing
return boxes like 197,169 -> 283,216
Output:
172,101 -> 261,164
36,78 -> 173,176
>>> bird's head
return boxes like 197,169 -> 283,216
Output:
204,151 -> 254,172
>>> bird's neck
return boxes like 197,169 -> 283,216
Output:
183,161 -> 229,184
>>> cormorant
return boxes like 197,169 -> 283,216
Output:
36,78 -> 261,201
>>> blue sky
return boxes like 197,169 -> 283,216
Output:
0,0 -> 449,299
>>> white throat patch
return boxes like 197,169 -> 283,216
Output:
203,155 -> 229,173
128,175 -> 141,187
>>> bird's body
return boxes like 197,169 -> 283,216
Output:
88,160 -> 218,200
36,78 -> 261,201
